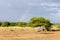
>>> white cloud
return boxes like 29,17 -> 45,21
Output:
40,2 -> 60,16
51,13 -> 60,16
47,8 -> 59,11
40,2 -> 60,7
51,10 -> 60,17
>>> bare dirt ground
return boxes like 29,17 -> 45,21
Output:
0,27 -> 60,40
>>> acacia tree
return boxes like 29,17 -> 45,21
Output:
29,17 -> 52,31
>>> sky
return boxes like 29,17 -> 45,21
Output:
0,0 -> 60,23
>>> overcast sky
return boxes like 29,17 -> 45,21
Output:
0,0 -> 60,23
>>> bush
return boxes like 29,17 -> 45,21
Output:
1,22 -> 9,27
17,22 -> 28,27
9,22 -> 16,26
0,22 -> 2,26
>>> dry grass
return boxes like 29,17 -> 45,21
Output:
0,27 -> 60,40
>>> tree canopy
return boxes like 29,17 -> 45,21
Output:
29,17 -> 52,30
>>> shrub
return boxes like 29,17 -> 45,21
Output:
1,22 -> 9,27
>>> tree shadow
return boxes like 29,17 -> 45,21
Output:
40,32 -> 54,34
38,31 -> 55,34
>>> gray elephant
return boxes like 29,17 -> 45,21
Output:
36,25 -> 46,32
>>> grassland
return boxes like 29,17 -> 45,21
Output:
0,27 -> 60,40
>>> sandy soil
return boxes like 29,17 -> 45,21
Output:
0,27 -> 60,40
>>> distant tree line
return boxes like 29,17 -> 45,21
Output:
0,22 -> 28,27
0,17 -> 52,31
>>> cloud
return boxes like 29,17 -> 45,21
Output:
51,9 -> 60,17
51,13 -> 60,17
39,1 -> 60,12
40,2 -> 60,7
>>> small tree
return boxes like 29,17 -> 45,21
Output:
29,17 -> 52,31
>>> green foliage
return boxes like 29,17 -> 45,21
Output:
17,22 -> 28,27
51,25 -> 60,31
0,22 -> 2,26
57,25 -> 60,29
9,22 -> 16,26
29,17 -> 52,31
1,22 -> 9,27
